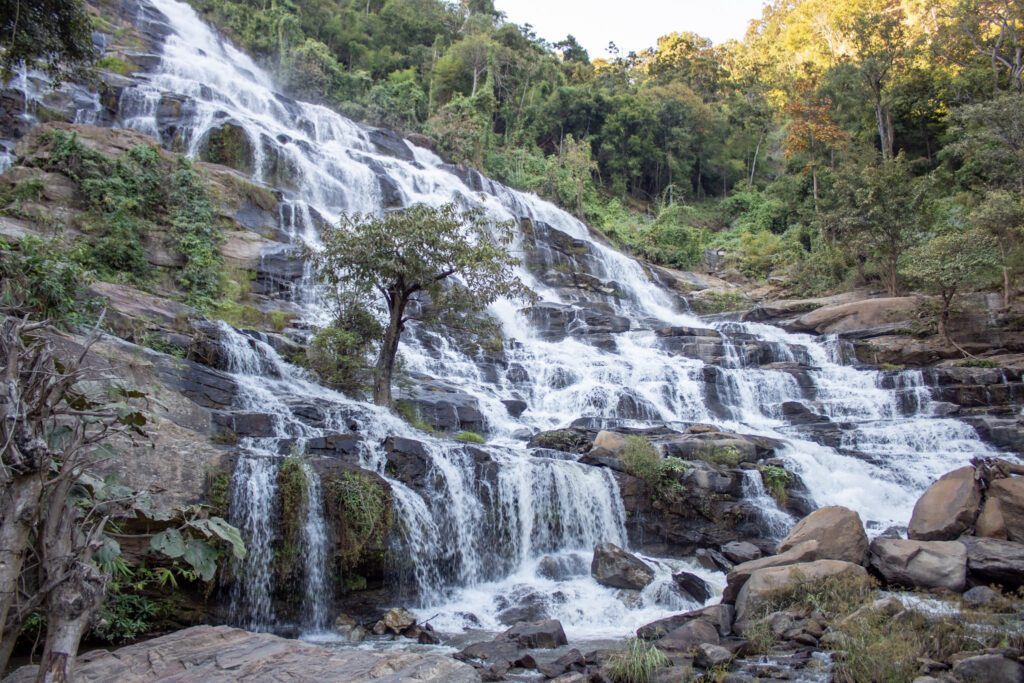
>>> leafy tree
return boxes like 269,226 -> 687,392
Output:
970,189 -> 1024,307
0,0 -> 95,83
903,229 -> 998,345
784,82 -> 846,213
946,92 -> 1024,193
313,203 -> 528,406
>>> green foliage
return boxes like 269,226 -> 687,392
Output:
307,300 -> 382,395
693,443 -> 744,466
959,358 -> 999,368
0,0 -> 96,83
690,290 -> 748,314
168,159 -> 224,307
0,235 -> 92,323
96,56 -> 134,76
757,464 -> 793,507
454,430 -> 485,444
394,399 -> 436,434
619,436 -> 688,492
275,457 -> 309,589
323,470 -> 393,580
605,638 -> 670,683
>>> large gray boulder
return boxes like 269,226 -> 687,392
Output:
656,619 -> 720,652
960,536 -> 1024,590
735,560 -> 868,622
952,654 -> 1024,683
975,477 -> 1024,542
637,604 -> 734,640
907,466 -> 982,541
868,538 -> 967,592
776,506 -> 868,564
722,540 -> 822,603
502,619 -> 568,649
591,542 -> 655,590
2,625 -> 479,682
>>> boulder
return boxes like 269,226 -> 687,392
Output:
502,620 -> 568,649
776,506 -> 868,565
536,649 -> 585,678
951,654 -> 1024,683
723,540 -> 822,604
693,643 -> 732,669
976,477 -> 1024,543
959,536 -> 1024,590
962,585 -> 1003,609
735,560 -> 868,622
0,625 -> 478,682
672,571 -> 711,603
593,430 -> 628,455
868,538 -> 967,592
695,548 -> 733,572
656,618 -> 720,652
721,541 -> 762,564
907,467 -> 982,541
637,604 -> 734,640
497,604 -> 549,626
383,436 -> 430,486
458,639 -> 521,663
537,553 -> 589,581
591,542 -> 655,590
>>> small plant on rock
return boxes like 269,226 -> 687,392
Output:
758,464 -> 793,507
454,430 -> 485,444
605,638 -> 670,683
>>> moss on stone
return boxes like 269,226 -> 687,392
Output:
323,470 -> 393,586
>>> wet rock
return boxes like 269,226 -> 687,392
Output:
672,571 -> 711,603
537,649 -> 585,678
723,540 -> 822,603
381,607 -> 417,634
537,553 -> 589,581
776,506 -> 868,565
976,476 -> 1024,542
696,548 -> 734,572
960,536 -> 1024,590
735,560 -> 868,622
502,399 -> 528,418
908,466 -> 982,541
591,542 -> 655,590
951,654 -> 1024,682
657,618 -> 719,651
502,619 -> 568,649
868,538 -> 967,592
304,432 -> 362,460
722,541 -> 762,564
383,436 -> 430,486
528,428 -> 593,454
197,120 -> 254,175
497,604 -> 549,626
458,639 -> 521,663
2,625 -> 478,682
211,411 -> 275,438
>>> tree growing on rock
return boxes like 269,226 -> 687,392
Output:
902,229 -> 998,347
313,202 -> 528,407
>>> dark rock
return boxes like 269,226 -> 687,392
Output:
305,432 -> 362,460
497,604 -> 549,626
694,643 -> 732,669
528,429 -> 593,453
502,620 -> 568,649
537,649 -> 585,678
696,548 -> 734,572
211,411 -> 275,438
502,399 -> 528,418
537,554 -> 589,581
591,542 -> 655,590
458,639 -> 521,663
722,541 -> 762,564
383,436 -> 430,486
672,571 -> 711,603
637,604 -> 735,640
962,585 -> 1003,608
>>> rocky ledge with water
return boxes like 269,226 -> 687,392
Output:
3,0 -> 1024,680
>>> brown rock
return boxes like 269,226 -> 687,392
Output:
907,467 -> 982,541
735,560 -> 868,622
868,538 -> 967,592
593,430 -> 628,455
656,618 -> 720,652
776,506 -> 868,564
978,477 -> 1024,543
723,540 -> 822,603
591,542 -> 655,590
381,607 -> 417,634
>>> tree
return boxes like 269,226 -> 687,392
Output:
946,92 -> 1024,193
783,82 -> 846,214
313,203 -> 528,406
0,317 -> 244,679
970,189 -> 1024,307
555,135 -> 597,220
0,0 -> 95,83
950,0 -> 1024,92
903,229 -> 998,345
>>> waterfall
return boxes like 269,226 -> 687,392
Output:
23,0 -> 1013,639
740,470 -> 794,541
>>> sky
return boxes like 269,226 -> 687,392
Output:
493,0 -> 767,58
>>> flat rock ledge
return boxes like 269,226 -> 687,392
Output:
2,625 -> 479,682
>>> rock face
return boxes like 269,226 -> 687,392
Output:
735,560 -> 868,622
2,625 -> 479,682
907,466 -> 982,541
975,477 -> 1024,542
591,542 -> 655,590
776,506 -> 868,564
868,538 -> 967,592
502,619 -> 568,649
723,540 -> 823,604
960,536 -> 1024,590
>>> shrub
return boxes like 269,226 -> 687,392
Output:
275,457 -> 309,589
323,471 -> 393,579
758,464 -> 793,507
605,638 -> 670,683
0,235 -> 93,323
454,430 -> 485,444
620,435 -> 661,485
694,443 -> 744,466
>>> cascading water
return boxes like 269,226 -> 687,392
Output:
37,0 -> 1016,639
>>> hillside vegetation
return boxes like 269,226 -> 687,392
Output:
184,0 -> 1024,302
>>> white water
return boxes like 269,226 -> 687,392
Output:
47,0 -> 1013,639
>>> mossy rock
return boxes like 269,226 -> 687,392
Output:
198,122 -> 255,176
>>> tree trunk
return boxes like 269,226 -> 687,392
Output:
0,475 -> 42,665
36,569 -> 104,683
749,132 -> 763,185
373,293 -> 406,407
471,68 -> 479,97
0,624 -> 18,677
1000,239 -> 1011,309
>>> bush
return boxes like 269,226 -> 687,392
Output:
323,471 -> 393,577
758,464 -> 793,507
693,443 -> 744,466
620,435 -> 661,485
394,399 -> 435,434
0,235 -> 93,323
605,638 -> 670,683
454,430 -> 485,444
